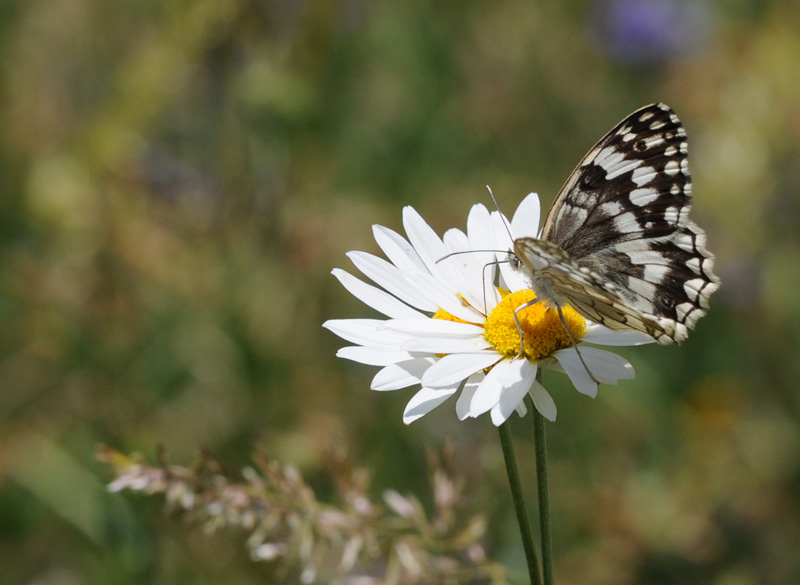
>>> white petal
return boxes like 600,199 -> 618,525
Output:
347,251 -> 438,311
455,373 -> 483,420
403,207 -> 489,306
490,212 -> 529,292
440,227 -> 495,312
323,319 -> 407,348
421,352 -> 500,388
402,206 -> 448,278
466,203 -> 492,247
465,204 -> 502,308
402,269 -> 485,323
372,358 -> 436,391
335,346 -> 414,366
403,386 -> 458,424
490,193 -> 543,293
553,348 -> 598,397
372,225 -> 427,272
402,335 -> 491,354
382,318 -> 483,338
470,359 -> 515,416
489,209 -> 513,252
490,404 -> 508,426
529,379 -> 557,421
332,269 -> 424,319
490,360 -> 538,425
575,347 -> 635,383
510,193 -> 541,239
554,346 -> 635,397
442,227 -> 469,251
582,325 -> 657,346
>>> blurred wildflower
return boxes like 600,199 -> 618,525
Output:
324,194 -> 651,424
589,0 -> 711,66
99,444 -> 505,585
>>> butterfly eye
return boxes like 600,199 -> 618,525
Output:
508,252 -> 522,269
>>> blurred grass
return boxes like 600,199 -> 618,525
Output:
1,0 -> 799,583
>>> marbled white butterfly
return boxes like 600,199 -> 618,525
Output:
511,103 -> 719,344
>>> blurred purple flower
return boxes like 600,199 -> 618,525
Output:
589,0 -> 711,66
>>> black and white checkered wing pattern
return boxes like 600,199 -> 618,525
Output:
514,103 -> 719,343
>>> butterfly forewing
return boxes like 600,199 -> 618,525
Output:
516,103 -> 719,343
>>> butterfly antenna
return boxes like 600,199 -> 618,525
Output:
437,248 -> 506,263
486,185 -> 515,244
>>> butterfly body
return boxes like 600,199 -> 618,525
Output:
512,103 -> 719,344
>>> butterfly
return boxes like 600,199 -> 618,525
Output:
511,103 -> 719,344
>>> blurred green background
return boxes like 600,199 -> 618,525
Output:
1,0 -> 799,583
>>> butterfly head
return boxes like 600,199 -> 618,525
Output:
512,237 -> 564,273
507,249 -> 523,271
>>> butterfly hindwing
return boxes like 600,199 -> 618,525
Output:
515,103 -> 719,343
513,237 -> 681,343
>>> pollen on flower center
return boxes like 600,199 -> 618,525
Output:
484,289 -> 586,361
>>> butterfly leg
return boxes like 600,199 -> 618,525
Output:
555,304 -> 600,385
480,260 -> 504,316
513,301 -> 601,384
512,299 -> 535,359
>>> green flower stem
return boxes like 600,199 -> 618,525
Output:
533,408 -> 554,585
498,422 -> 542,585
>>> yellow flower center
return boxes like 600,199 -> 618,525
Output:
483,289 -> 585,361
431,289 -> 586,362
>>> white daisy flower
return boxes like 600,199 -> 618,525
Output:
323,193 -> 654,425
